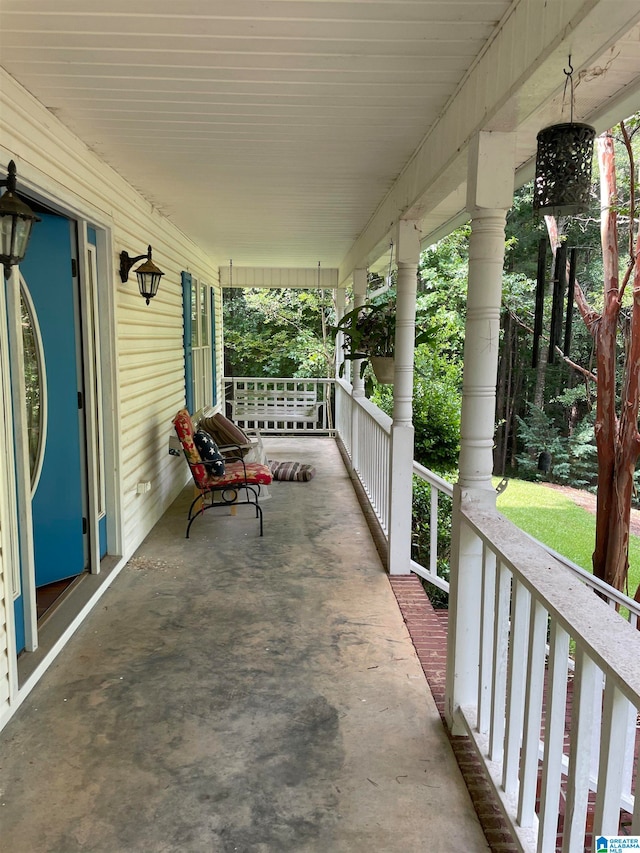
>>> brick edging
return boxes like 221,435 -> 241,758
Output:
389,575 -> 519,853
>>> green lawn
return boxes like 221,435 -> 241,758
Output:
495,478 -> 640,598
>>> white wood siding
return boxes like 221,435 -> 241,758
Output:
0,70 -> 224,712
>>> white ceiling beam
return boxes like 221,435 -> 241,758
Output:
219,266 -> 339,289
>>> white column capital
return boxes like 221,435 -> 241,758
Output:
352,267 -> 367,297
394,219 -> 422,265
467,131 -> 516,212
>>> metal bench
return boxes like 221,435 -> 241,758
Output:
172,408 -> 272,537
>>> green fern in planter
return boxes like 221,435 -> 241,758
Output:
332,298 -> 433,378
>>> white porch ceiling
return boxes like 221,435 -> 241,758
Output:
2,1 -> 640,274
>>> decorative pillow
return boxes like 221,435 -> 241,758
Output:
199,413 -> 252,457
268,460 -> 316,482
193,430 -> 226,477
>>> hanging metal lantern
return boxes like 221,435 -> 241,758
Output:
533,122 -> 596,217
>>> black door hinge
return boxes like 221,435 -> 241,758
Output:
71,258 -> 78,278
78,391 -> 83,409
82,517 -> 88,535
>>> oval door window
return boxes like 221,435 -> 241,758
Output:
20,280 -> 46,493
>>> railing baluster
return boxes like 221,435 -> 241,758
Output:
518,599 -> 547,827
429,485 -> 438,576
562,650 -> 599,852
633,750 -> 640,835
594,680 -> 632,835
478,544 -> 496,735
489,561 -> 511,762
538,621 -> 570,852
621,697 -> 636,807
503,578 -> 531,794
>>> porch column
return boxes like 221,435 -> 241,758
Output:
446,131 -> 516,732
351,268 -> 367,398
350,268 -> 367,475
388,219 -> 421,575
334,287 -> 346,379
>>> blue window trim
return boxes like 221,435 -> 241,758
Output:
182,271 -> 194,413
182,272 -> 217,411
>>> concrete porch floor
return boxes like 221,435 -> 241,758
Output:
0,438 -> 488,852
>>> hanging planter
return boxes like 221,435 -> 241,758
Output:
331,298 -> 433,384
370,356 -> 395,384
533,122 -> 595,217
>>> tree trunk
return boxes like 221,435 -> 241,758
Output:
494,310 -> 512,474
591,132 -> 640,591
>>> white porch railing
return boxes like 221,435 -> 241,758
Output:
334,378 -> 353,458
452,503 -> 640,851
335,378 -> 391,536
224,376 -> 334,433
336,380 -> 454,587
335,383 -> 640,848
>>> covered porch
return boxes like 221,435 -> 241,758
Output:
0,437 -> 488,852
2,2 -> 640,851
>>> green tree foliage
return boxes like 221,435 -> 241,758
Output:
515,404 -> 597,489
371,348 -> 461,472
224,287 -> 334,378
419,226 -> 468,362
370,289 -> 463,473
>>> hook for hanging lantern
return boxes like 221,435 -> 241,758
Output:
317,260 -> 321,288
387,240 -> 394,288
563,54 -> 575,123
563,56 -> 573,77
229,258 -> 233,288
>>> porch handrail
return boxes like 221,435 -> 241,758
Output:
452,501 -> 640,850
335,379 -> 392,535
410,463 -> 640,625
338,387 -> 640,619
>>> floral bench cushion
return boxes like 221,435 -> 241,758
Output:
173,408 -> 272,490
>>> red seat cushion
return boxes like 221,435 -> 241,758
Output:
200,460 -> 272,488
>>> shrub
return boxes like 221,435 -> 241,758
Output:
412,474 -> 454,609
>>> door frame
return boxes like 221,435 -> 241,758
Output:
0,265 -> 25,694
2,192 -> 123,664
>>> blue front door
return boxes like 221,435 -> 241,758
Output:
13,212 -> 87,650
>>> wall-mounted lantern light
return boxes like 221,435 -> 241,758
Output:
119,244 -> 165,305
0,160 -> 41,278
533,58 -> 595,217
